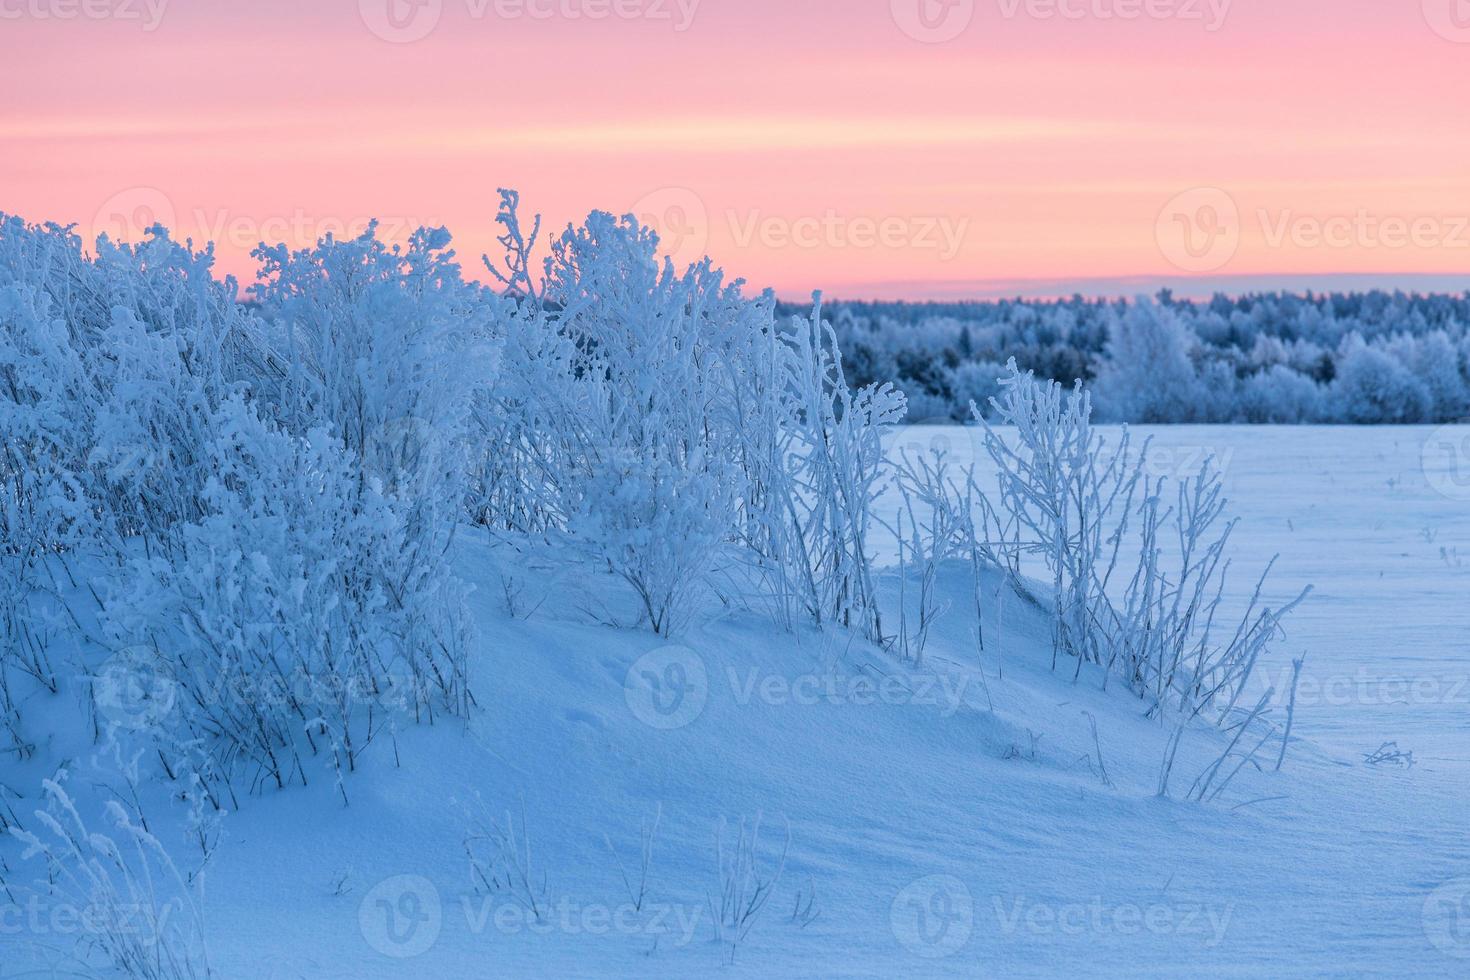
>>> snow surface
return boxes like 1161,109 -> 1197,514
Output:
4,426 -> 1468,978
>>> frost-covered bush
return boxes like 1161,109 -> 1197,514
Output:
979,362 -> 1144,670
0,217 -> 246,557
0,218 -> 255,764
244,224 -> 487,740
537,212 -> 745,634
0,220 -> 254,550
467,198 -> 578,534
471,196 -> 905,639
0,214 -> 483,802
978,362 -> 1307,717
778,298 -> 906,639
0,275 -> 77,755
100,396 -> 471,798
250,222 -> 493,564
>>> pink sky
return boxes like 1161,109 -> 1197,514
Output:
4,0 -> 1469,299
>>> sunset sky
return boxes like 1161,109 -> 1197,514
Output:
5,0 -> 1469,299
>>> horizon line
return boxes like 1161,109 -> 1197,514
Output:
772,272 -> 1470,305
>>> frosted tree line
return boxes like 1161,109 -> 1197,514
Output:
814,289 -> 1470,424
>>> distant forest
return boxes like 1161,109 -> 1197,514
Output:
783,290 -> 1470,424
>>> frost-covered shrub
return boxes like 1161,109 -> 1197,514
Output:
714,290 -> 906,640
0,214 -> 484,799
0,276 -> 78,754
473,199 -> 905,639
0,218 -> 248,556
978,362 -> 1306,717
468,196 -> 581,534
89,232 -> 257,541
536,212 -> 745,634
979,361 -> 1144,669
0,218 -> 254,762
470,201 -> 748,633
250,222 -> 493,559
778,298 -> 906,639
205,223 -> 492,775
467,290 -> 581,533
6,220 -> 254,550
100,395 -> 472,797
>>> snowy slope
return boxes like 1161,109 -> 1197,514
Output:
4,428 -> 1469,979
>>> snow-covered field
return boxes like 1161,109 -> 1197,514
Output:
9,425 -> 1465,979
